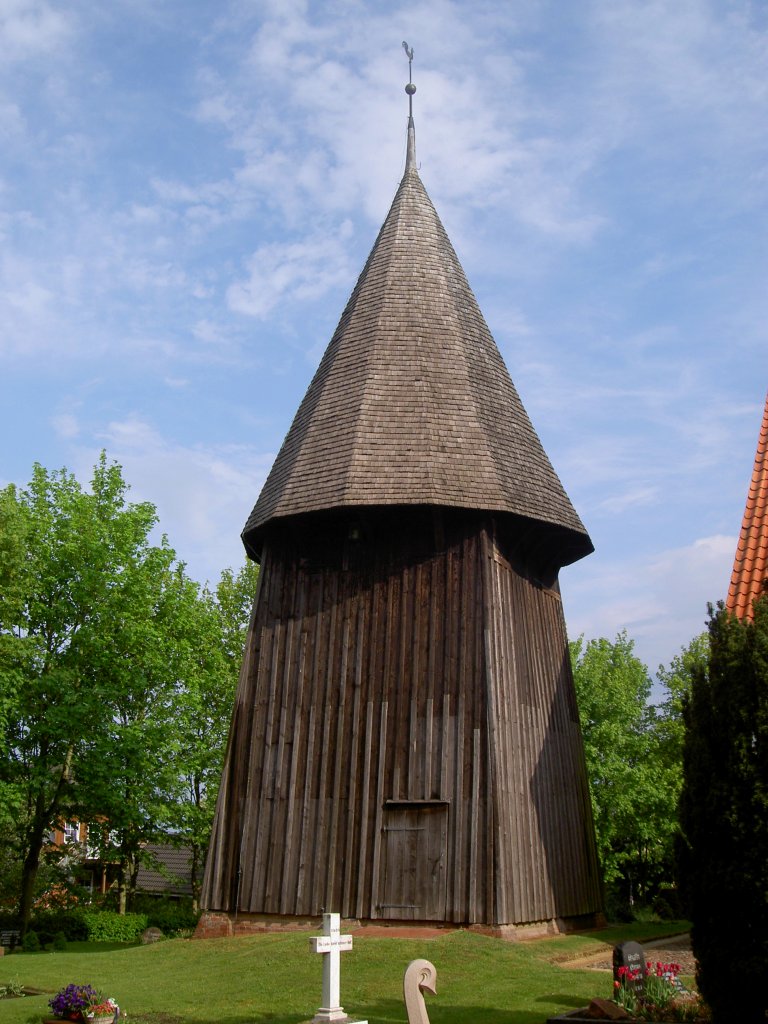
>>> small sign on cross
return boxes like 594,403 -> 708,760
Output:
309,913 -> 366,1024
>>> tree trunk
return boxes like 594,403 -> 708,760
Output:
18,746 -> 74,934
19,821 -> 44,935
127,854 -> 139,912
117,859 -> 128,915
190,843 -> 200,914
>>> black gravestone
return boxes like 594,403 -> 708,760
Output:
613,940 -> 647,995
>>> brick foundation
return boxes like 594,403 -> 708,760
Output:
193,910 -> 605,941
194,911 -> 323,939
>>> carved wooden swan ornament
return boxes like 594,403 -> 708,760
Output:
403,959 -> 437,1024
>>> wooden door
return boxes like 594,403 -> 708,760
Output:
377,803 -> 448,920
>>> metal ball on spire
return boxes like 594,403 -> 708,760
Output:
402,40 -> 416,116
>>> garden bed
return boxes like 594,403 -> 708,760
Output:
1,985 -> 49,998
547,1013 -> 708,1023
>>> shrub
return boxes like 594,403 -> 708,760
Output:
0,977 -> 25,997
630,903 -> 661,924
603,885 -> 633,924
80,910 -> 148,943
52,931 -> 67,951
132,896 -> 199,935
30,909 -> 88,943
21,930 -> 40,952
653,886 -> 683,921
678,595 -> 768,1024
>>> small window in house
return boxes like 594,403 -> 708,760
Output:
63,821 -> 80,844
85,824 -> 100,859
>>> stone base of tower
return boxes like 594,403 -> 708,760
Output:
194,910 -> 606,942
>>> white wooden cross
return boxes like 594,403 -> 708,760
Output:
309,913 -> 364,1024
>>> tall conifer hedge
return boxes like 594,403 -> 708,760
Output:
678,591 -> 768,1024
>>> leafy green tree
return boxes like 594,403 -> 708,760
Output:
75,560 -> 196,913
655,633 -> 709,798
0,455 -> 179,929
0,485 -> 28,752
678,595 -> 768,1024
215,561 -> 260,663
657,633 -> 709,726
571,632 -> 678,906
168,561 -> 259,909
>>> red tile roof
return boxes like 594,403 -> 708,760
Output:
726,392 -> 768,620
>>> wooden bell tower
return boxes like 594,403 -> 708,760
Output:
200,60 -> 603,937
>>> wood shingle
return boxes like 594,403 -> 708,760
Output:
243,127 -> 592,570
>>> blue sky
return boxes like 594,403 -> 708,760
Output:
1,0 -> 766,679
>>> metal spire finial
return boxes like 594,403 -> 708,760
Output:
402,41 -> 416,171
402,41 -> 416,116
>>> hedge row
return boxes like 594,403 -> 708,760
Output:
80,911 -> 149,942
1,901 -> 200,944
130,897 -> 199,935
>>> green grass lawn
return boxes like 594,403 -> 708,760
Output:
0,921 -> 689,1024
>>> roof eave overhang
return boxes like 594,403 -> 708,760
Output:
241,503 -> 593,571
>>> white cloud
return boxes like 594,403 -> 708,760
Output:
151,176 -> 233,209
0,0 -> 73,63
0,253 -> 63,354
76,419 -> 274,585
4,277 -> 53,315
563,533 -> 736,677
558,433 -> 659,494
584,0 -> 768,196
227,220 -> 355,318
192,320 -> 233,347
99,417 -> 163,451
596,486 -> 659,515
128,203 -> 163,225
189,0 -> 607,245
51,412 -> 79,439
0,98 -> 24,138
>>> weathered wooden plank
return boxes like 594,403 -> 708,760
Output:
355,699 -> 375,918
424,696 -> 434,800
452,693 -> 465,921
264,578 -> 297,908
310,570 -> 338,908
202,511 -> 602,927
294,701 -> 317,913
482,534 -> 509,924
247,607 -> 284,907
341,597 -> 365,912
469,726 -> 481,922
279,667 -> 305,912
370,700 -> 388,918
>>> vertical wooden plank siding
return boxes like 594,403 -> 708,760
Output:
481,526 -> 603,921
201,510 -> 601,925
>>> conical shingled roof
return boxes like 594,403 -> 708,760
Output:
243,121 -> 593,567
726,391 -> 768,620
